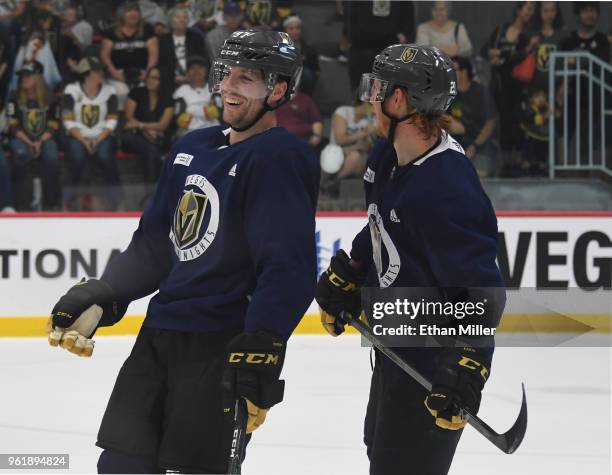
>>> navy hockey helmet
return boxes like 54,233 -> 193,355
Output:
211,30 -> 303,103
359,44 -> 457,116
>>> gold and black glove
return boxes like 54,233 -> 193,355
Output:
221,331 -> 285,433
47,279 -> 122,357
425,347 -> 491,430
315,249 -> 365,336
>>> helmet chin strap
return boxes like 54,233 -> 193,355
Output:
381,98 -> 416,144
230,90 -> 289,133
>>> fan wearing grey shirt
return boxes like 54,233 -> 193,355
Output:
416,1 -> 472,58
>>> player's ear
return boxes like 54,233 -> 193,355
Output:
269,80 -> 288,104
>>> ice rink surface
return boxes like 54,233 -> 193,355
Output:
1,335 -> 610,474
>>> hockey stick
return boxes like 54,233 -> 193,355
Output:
227,398 -> 248,474
343,313 -> 528,454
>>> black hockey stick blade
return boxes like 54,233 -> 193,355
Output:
344,313 -> 527,454
464,382 -> 527,454
227,398 -> 248,474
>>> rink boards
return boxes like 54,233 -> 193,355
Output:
0,211 -> 610,336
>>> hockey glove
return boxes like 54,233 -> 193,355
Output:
424,347 -> 491,430
315,249 -> 365,336
47,279 -> 122,357
221,331 -> 286,433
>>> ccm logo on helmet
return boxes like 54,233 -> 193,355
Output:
229,352 -> 280,364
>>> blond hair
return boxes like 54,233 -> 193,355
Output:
18,73 -> 51,107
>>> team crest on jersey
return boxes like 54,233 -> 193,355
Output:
25,109 -> 45,136
368,203 -> 401,288
536,44 -> 557,71
174,190 -> 208,248
400,47 -> 418,63
82,104 -> 100,127
170,174 -> 220,261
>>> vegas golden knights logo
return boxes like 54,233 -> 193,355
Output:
25,109 -> 45,136
173,190 -> 209,249
81,104 -> 100,128
170,174 -> 220,261
536,44 -> 556,71
400,47 -> 418,63
246,1 -> 271,26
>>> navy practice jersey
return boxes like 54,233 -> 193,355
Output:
101,126 -> 320,340
350,131 -> 505,369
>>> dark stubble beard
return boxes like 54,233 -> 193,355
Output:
223,99 -> 262,130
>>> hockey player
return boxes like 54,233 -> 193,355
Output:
46,30 -> 319,473
316,44 -> 505,474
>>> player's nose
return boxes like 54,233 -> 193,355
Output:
220,73 -> 239,93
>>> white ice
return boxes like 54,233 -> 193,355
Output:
0,335 -> 610,474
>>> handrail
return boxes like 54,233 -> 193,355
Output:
548,51 -> 611,178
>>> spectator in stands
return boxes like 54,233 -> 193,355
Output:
276,84 -> 324,154
62,57 -> 121,209
482,1 -> 537,174
180,0 -> 214,29
243,0 -> 293,31
173,55 -> 220,138
329,97 -> 376,180
61,5 -> 94,51
558,2 -> 611,158
51,0 -> 73,16
54,9 -> 84,85
343,1 -> 415,91
560,2 -> 610,63
169,0 -> 221,34
24,1 -> 63,66
446,56 -> 498,177
100,1 -> 159,109
137,0 -> 168,32
6,61 -> 61,210
205,1 -> 243,64
12,31 -> 62,93
159,7 -> 205,88
416,1 -> 473,58
0,41 -> 9,108
122,65 -> 173,182
0,148 -> 14,212
0,0 -> 26,85
519,87 -> 553,176
31,2 -> 83,88
531,1 -> 564,91
283,15 -> 319,96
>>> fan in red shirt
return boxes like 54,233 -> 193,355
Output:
275,88 -> 325,153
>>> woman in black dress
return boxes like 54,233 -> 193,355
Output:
121,65 -> 173,182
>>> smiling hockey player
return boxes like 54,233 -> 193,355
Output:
46,30 -> 319,473
316,44 -> 505,474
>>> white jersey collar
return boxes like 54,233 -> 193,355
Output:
413,131 -> 464,166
